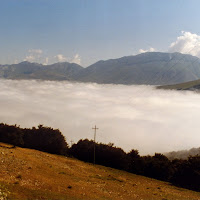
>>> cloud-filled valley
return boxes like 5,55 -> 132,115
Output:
1,79 -> 200,155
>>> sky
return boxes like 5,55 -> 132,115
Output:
1,79 -> 200,155
1,0 -> 200,66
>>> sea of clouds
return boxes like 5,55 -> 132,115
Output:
1,79 -> 200,155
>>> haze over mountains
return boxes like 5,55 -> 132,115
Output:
1,52 -> 200,85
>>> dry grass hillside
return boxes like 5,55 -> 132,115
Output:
0,142 -> 200,200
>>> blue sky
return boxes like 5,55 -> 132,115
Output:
1,0 -> 200,66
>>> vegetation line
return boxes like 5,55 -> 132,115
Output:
0,123 -> 200,192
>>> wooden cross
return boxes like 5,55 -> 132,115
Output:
92,125 -> 99,164
92,125 -> 99,142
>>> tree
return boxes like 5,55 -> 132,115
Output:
127,149 -> 143,174
0,123 -> 24,146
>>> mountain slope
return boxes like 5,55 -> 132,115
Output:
157,79 -> 200,90
73,52 -> 200,85
165,146 -> 200,160
0,142 -> 200,200
0,61 -> 83,81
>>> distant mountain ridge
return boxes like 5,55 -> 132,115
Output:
1,52 -> 200,85
0,61 -> 83,81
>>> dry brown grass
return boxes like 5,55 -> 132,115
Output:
0,142 -> 200,200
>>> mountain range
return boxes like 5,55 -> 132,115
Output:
1,52 -> 200,85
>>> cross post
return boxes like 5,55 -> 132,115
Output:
92,125 -> 99,164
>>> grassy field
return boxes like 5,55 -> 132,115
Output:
0,142 -> 200,200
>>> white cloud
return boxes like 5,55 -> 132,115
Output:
139,47 -> 156,54
24,55 -> 35,62
54,53 -> 81,65
169,31 -> 200,57
71,54 -> 81,65
28,49 -> 43,54
43,57 -> 49,65
54,54 -> 67,62
14,59 -> 18,64
1,80 -> 200,155
22,50 -> 82,65
24,49 -> 43,63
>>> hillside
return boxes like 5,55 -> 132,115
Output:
0,143 -> 200,200
165,146 -> 200,160
73,52 -> 200,85
1,52 -> 200,85
157,79 -> 200,91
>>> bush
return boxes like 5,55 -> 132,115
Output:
70,139 -> 127,169
0,123 -> 68,155
0,123 -> 24,146
171,156 -> 200,191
